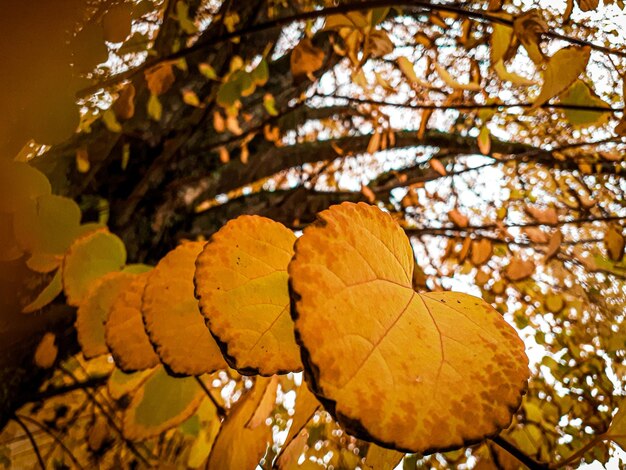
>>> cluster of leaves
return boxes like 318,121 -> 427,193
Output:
4,0 -> 626,468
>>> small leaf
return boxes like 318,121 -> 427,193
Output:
430,158 -> 447,176
207,377 -> 277,469
435,63 -> 481,91
145,61 -> 176,96
448,209 -> 469,227
76,271 -> 133,359
34,333 -> 58,369
533,46 -> 591,108
62,229 -> 127,306
288,202 -> 529,453
525,205 -> 558,224
195,216 -> 301,376
477,126 -> 491,155
106,272 -> 159,372
113,83 -> 136,120
147,93 -> 163,121
544,230 -> 562,261
471,238 -> 493,266
264,94 -> 279,116
493,60 -> 535,86
290,38 -> 324,81
505,257 -> 535,281
123,367 -> 204,440
143,242 -> 228,376
605,226 -> 625,261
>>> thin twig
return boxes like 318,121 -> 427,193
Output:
549,435 -> 603,469
15,414 -> 85,470
491,435 -> 549,470
317,94 -> 622,113
77,0 -> 626,97
12,415 -> 45,470
194,376 -> 226,418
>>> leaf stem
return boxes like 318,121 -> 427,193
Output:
491,435 -> 549,470
549,436 -> 603,469
194,375 -> 226,418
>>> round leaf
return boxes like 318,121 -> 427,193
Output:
76,271 -> 133,359
123,367 -> 204,440
105,272 -> 159,372
0,161 -> 51,213
143,242 -> 227,375
62,229 -> 127,306
195,215 -> 301,376
288,202 -> 529,454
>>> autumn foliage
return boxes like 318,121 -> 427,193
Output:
2,0 -> 626,469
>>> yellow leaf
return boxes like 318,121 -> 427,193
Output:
62,229 -> 127,306
544,294 -> 564,313
505,257 -> 535,281
605,226 -> 625,261
195,216 -> 301,376
34,332 -> 58,369
218,146 -> 230,163
559,79 -> 611,127
533,46 -> 591,109
123,367 -> 204,440
13,194 -> 82,256
363,444 -> 404,470
471,238 -> 493,266
73,149 -> 91,178
493,60 -> 536,86
106,272 -> 160,372
102,109 -> 123,132
112,83 -> 136,120
145,61 -> 176,96
147,93 -> 163,121
513,9 -> 547,65
490,23 -> 514,65
367,131 -> 381,154
288,202 -> 529,453
0,161 -> 51,214
22,269 -> 63,314
396,57 -> 432,89
183,89 -> 201,107
478,126 -> 491,155
430,158 -> 447,176
76,271 -> 133,359
290,38 -> 324,81
107,367 -> 156,401
435,63 -> 481,91
143,242 -> 228,376
280,384 -> 320,455
207,377 -> 277,469
606,403 -> 626,451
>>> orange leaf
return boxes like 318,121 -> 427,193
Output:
288,202 -> 529,453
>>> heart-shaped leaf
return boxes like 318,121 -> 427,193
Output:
288,202 -> 529,453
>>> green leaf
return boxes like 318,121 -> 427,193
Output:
123,367 -> 204,440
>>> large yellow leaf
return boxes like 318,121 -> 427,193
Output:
76,271 -> 133,359
533,46 -> 590,108
107,367 -> 156,401
62,228 -> 127,306
105,272 -> 159,372
288,202 -> 529,454
143,242 -> 227,375
207,377 -> 277,469
195,216 -> 301,376
123,367 -> 204,440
